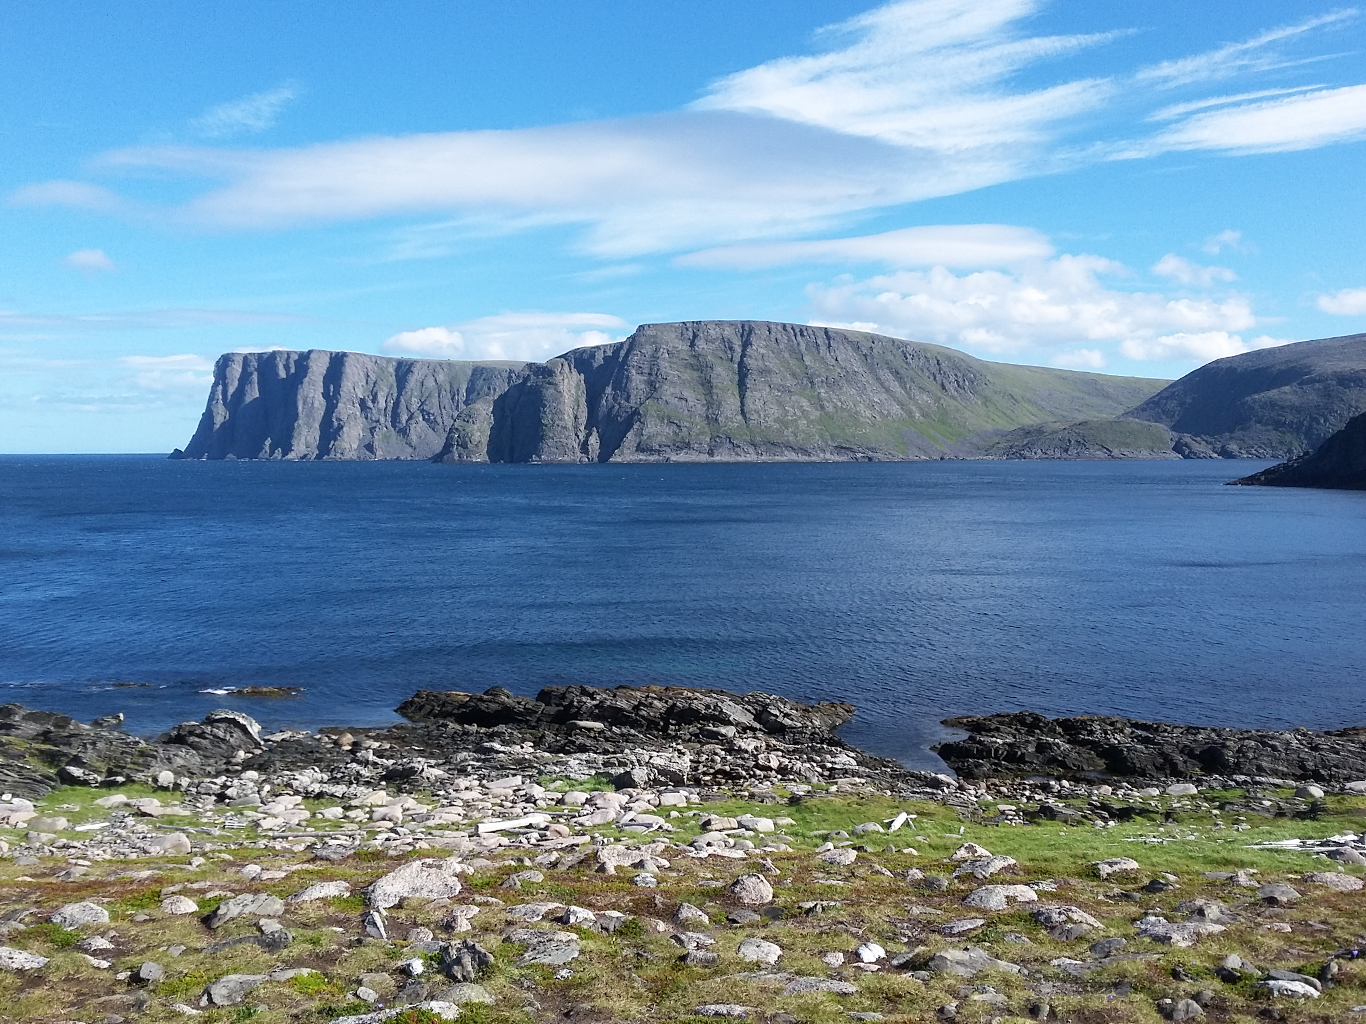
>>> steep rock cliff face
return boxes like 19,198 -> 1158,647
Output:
1123,332 -> 1366,458
173,350 -> 526,460
1233,411 -> 1366,489
442,321 -> 1167,463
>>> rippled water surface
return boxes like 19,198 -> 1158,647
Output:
1,455 -> 1363,769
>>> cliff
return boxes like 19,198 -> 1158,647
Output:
448,320 -> 1167,462
176,322 -> 1168,462
1122,332 -> 1366,458
171,349 -> 526,460
1232,411 -> 1366,490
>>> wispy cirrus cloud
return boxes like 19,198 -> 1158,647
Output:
678,224 -> 1052,270
693,0 -> 1118,150
8,2 -> 1366,259
1134,10 -> 1357,88
0,308 -> 307,336
382,312 -> 627,362
191,84 -> 299,139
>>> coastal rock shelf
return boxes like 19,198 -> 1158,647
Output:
934,710 -> 1366,783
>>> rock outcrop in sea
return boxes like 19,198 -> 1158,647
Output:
1231,410 -> 1366,490
173,321 -> 1166,462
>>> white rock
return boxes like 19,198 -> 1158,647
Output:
1166,783 -> 1199,797
855,942 -> 886,963
1262,980 -> 1320,999
1302,872 -> 1363,892
160,895 -> 199,915
368,857 -> 463,908
0,947 -> 48,971
288,880 -> 353,903
950,842 -> 992,861
49,902 -> 110,929
736,937 -> 782,965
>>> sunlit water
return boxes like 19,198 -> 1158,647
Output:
1,455 -> 1363,770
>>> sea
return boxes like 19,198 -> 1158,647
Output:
1,455 -> 1363,771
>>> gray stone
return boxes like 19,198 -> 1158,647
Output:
1166,783 -> 1199,797
782,977 -> 859,996
436,983 -> 494,1006
683,949 -> 720,967
441,940 -> 494,982
727,873 -> 773,906
963,884 -> 1037,911
1170,997 -> 1205,1021
1093,857 -> 1141,880
288,880 -> 352,903
1257,883 -> 1301,905
517,937 -> 580,967
673,903 -> 709,926
929,946 -> 1022,978
137,961 -> 164,984
940,918 -> 987,937
205,893 -> 285,929
1302,871 -> 1363,892
500,870 -> 544,890
49,902 -> 110,929
202,974 -> 267,1007
1089,937 -> 1126,959
695,1005 -> 752,1018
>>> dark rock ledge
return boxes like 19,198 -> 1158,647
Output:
934,710 -> 1366,784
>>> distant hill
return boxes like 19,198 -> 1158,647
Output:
173,321 -> 1168,462
1233,412 -> 1366,490
984,418 -> 1178,460
1122,332 -> 1366,458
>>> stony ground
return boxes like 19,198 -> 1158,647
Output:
0,769 -> 1364,1024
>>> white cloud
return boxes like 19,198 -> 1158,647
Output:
1317,287 -> 1366,315
191,85 -> 298,139
8,180 -> 126,212
1146,85 -> 1366,155
382,312 -> 627,362
1201,229 -> 1244,255
805,253 -> 1262,367
678,224 -> 1052,270
1119,331 -> 1257,362
694,0 -> 1117,150
1134,11 -> 1356,88
63,248 -> 116,274
9,3 -> 1364,257
117,353 -> 216,391
1151,253 -> 1236,287
382,326 -> 466,357
1148,86 -> 1324,122
0,308 -> 305,336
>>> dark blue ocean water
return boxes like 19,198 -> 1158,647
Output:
1,455 -> 1363,771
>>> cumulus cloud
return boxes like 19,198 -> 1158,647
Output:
805,252 -> 1265,369
8,180 -> 126,212
1317,287 -> 1366,315
1053,348 -> 1106,369
1151,254 -> 1236,287
678,224 -> 1052,269
63,248 -> 116,274
191,85 -> 298,139
382,312 -> 627,362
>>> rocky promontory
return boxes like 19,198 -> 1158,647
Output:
1232,410 -> 1366,490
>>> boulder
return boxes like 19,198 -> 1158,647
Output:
736,937 -> 782,965
929,946 -> 1022,978
963,885 -> 1037,911
0,947 -> 48,971
728,874 -> 773,906
205,893 -> 285,929
369,857 -> 463,909
202,974 -> 267,1007
49,902 -> 110,930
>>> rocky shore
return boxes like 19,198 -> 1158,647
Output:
0,687 -> 1364,1023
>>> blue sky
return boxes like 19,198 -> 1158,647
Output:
4,0 -> 1366,452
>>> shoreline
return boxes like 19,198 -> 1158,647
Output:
1,684 -> 1365,1022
